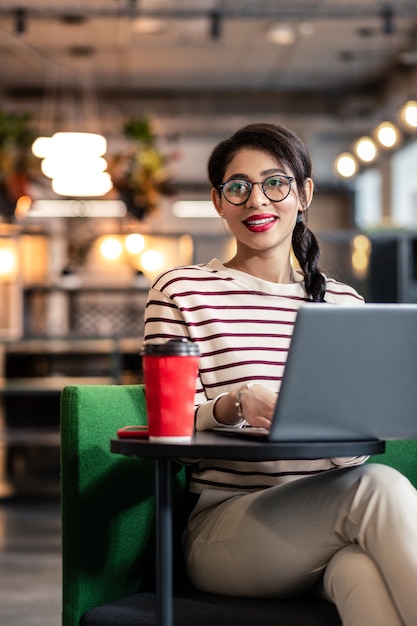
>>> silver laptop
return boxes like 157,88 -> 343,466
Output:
213,303 -> 417,442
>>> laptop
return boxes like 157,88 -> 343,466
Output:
213,303 -> 417,442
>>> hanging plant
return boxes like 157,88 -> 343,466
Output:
109,115 -> 175,220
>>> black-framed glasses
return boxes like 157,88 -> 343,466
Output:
218,174 -> 295,205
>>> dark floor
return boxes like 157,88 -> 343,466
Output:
0,496 -> 62,626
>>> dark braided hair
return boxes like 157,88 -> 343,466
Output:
208,123 -> 326,302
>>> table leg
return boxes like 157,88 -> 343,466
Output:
155,457 -> 173,626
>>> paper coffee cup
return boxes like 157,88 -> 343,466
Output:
141,338 -> 200,442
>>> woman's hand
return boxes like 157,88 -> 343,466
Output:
214,384 -> 277,430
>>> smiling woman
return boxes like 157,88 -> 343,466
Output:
143,122 -> 417,626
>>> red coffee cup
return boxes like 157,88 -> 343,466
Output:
141,339 -> 200,442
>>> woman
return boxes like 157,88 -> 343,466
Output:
144,123 -> 417,626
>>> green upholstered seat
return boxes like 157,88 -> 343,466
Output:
366,439 -> 417,487
60,384 -> 417,626
61,384 -> 183,626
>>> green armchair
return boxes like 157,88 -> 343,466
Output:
60,384 -> 417,626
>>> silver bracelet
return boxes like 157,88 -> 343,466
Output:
234,383 -> 254,419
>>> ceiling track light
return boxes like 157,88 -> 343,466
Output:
381,5 -> 395,35
14,8 -> 27,35
209,11 -> 222,40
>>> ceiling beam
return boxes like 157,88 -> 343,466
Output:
0,2 -> 416,22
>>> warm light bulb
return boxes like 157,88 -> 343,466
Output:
133,17 -> 166,34
353,137 -> 378,163
352,234 -> 372,254
125,233 -> 146,254
334,153 -> 358,178
351,235 -> 371,278
15,195 -> 32,219
0,249 -> 16,275
52,172 -> 113,197
141,250 -> 164,272
400,100 -> 417,129
267,24 -> 296,45
100,238 -> 123,260
375,122 -> 400,148
42,155 -> 108,179
52,132 -> 107,155
32,136 -> 51,158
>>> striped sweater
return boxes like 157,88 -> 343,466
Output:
144,258 -> 366,495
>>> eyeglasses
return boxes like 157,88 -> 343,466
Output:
218,175 -> 295,206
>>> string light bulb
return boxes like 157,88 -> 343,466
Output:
334,152 -> 358,178
353,136 -> 378,163
374,121 -> 401,149
399,100 -> 417,130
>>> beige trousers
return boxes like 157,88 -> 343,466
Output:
183,464 -> 417,626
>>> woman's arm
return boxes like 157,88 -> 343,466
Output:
213,384 -> 276,430
144,288 -> 276,432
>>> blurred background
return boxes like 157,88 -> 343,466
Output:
1,2 -> 417,623
1,1 -> 417,610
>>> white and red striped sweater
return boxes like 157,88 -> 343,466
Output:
144,258 -> 366,495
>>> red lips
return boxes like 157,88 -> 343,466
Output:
243,214 -> 278,232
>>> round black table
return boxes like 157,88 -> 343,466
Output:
111,432 -> 385,626
112,430 -> 384,460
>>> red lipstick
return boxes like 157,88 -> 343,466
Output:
243,214 -> 277,233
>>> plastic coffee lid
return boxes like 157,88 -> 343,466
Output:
141,338 -> 200,356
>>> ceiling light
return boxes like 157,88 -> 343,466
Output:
209,11 -> 222,40
374,121 -> 401,148
14,8 -> 27,35
32,136 -> 51,158
33,59 -> 110,198
334,153 -> 358,178
32,132 -> 113,197
353,137 -> 378,163
125,233 -> 146,254
381,5 -> 395,35
100,238 -> 123,260
141,250 -> 164,273
0,249 -> 16,276
133,17 -> 166,35
399,100 -> 417,129
267,24 -> 296,46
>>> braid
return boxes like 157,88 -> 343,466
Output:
292,214 -> 326,302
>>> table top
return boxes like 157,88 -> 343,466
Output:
111,431 -> 385,461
